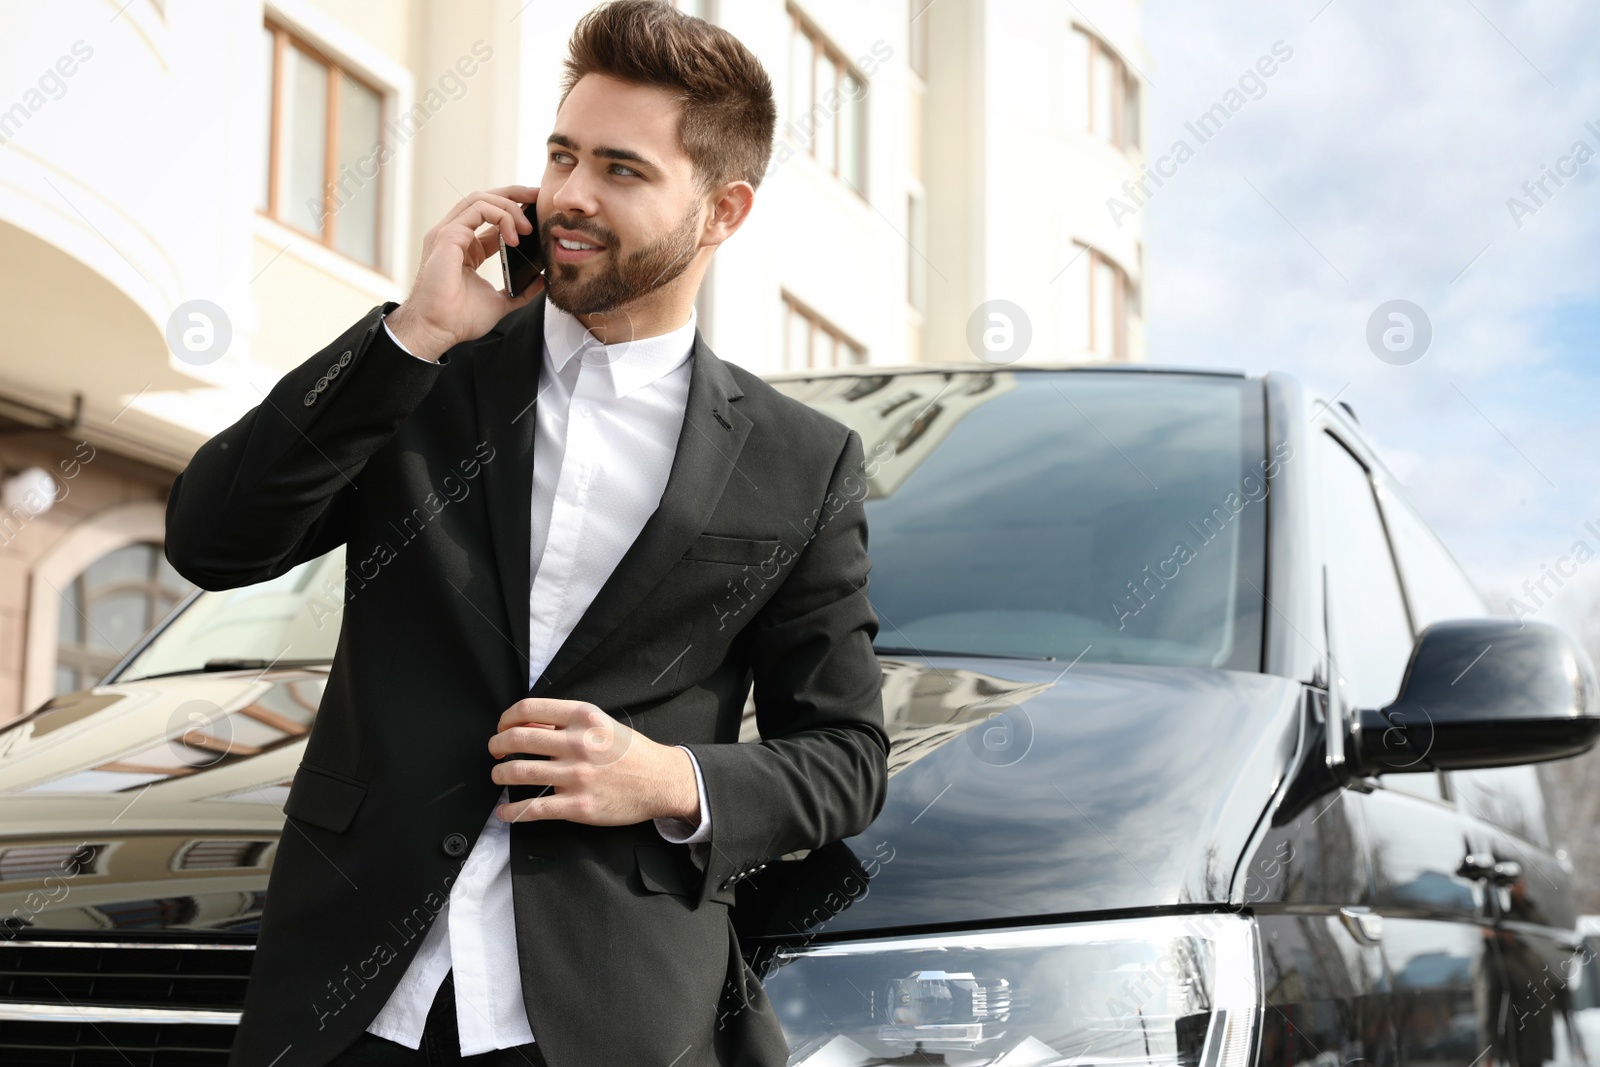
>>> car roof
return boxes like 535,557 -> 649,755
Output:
759,361 -> 1253,383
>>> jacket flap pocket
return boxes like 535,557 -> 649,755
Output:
681,533 -> 780,567
283,763 -> 367,833
635,844 -> 698,897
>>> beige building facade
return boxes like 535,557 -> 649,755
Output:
0,0 -> 1146,721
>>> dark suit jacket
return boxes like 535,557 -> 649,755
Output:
163,295 -> 890,1067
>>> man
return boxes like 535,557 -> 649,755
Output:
163,3 -> 889,1065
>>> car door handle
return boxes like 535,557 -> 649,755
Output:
1456,852 -> 1522,885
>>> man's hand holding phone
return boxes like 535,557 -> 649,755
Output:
385,185 -> 546,363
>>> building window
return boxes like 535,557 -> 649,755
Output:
1064,243 -> 1138,362
906,188 -> 927,312
261,20 -> 387,269
787,4 -> 867,191
672,0 -> 715,20
55,542 -> 192,695
783,293 -> 866,370
908,0 -> 930,80
1062,25 -> 1140,155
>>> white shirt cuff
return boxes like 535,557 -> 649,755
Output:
382,314 -> 439,362
653,745 -> 711,844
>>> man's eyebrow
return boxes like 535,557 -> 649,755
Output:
546,133 -> 660,171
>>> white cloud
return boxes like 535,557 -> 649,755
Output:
1139,0 -> 1600,618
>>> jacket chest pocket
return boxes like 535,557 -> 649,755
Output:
680,533 -> 782,567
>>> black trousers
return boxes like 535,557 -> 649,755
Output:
324,972 -> 549,1067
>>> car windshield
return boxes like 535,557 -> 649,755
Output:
114,372 -> 1265,684
113,547 -> 347,682
768,370 -> 1269,671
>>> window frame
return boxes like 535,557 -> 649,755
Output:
1318,425 -> 1452,803
260,17 -> 390,271
786,3 -> 870,199
782,290 -> 867,371
54,541 -> 193,697
1066,24 -> 1142,157
1071,242 -> 1139,361
908,0 -> 930,81
906,186 -> 928,313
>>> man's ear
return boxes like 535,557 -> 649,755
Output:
702,180 -> 755,247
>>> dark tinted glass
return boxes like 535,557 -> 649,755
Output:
773,371 -> 1268,670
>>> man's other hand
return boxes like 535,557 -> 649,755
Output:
386,184 -> 547,362
487,697 -> 700,826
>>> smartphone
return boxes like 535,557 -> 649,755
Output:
499,202 -> 544,297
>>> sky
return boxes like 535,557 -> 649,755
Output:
1137,0 -> 1600,642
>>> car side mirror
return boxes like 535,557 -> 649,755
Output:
1352,618 -> 1600,774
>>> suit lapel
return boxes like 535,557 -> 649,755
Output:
532,325 -> 750,695
471,297 -> 546,688
471,296 -> 752,698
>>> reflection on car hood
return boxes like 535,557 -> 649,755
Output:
0,660 -> 1303,939
0,671 -> 322,937
737,657 -> 1304,940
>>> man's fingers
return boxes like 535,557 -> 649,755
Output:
488,724 -> 565,758
438,187 -> 535,223
446,200 -> 520,250
434,189 -> 536,239
497,795 -> 582,824
497,697 -> 591,732
465,230 -> 500,271
490,755 -> 584,788
501,273 -> 547,309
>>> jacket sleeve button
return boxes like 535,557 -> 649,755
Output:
303,391 -> 317,407
442,832 -> 469,857
340,350 -> 353,366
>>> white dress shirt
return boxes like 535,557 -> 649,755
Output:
364,297 -> 710,1054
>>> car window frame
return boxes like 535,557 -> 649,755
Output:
1314,417 -> 1452,805
98,585 -> 206,686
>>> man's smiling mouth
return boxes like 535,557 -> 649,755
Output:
550,226 -> 607,262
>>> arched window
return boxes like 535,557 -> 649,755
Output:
1062,25 -> 1142,156
1061,242 -> 1141,362
55,542 -> 192,695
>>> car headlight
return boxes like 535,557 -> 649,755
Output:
762,912 -> 1259,1067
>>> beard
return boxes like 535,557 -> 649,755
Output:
541,201 -> 701,317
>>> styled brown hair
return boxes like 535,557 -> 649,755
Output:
558,0 -> 777,195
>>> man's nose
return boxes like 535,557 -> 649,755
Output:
550,163 -> 602,216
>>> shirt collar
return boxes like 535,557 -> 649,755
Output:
542,294 -> 696,399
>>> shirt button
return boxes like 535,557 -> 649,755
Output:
442,832 -> 469,857
576,405 -> 590,418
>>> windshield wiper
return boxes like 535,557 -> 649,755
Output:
117,657 -> 334,682
872,646 -> 1056,661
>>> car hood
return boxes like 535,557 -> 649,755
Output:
0,670 -> 323,937
737,657 -> 1304,940
0,660 -> 1303,940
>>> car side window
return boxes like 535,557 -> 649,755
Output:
1372,479 -> 1482,802
1375,457 -> 1563,845
1376,481 -> 1487,628
1320,432 -> 1415,712
1451,762 -> 1554,848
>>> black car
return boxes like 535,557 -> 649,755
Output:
0,365 -> 1594,1067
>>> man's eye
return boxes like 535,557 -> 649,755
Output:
611,165 -> 638,177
